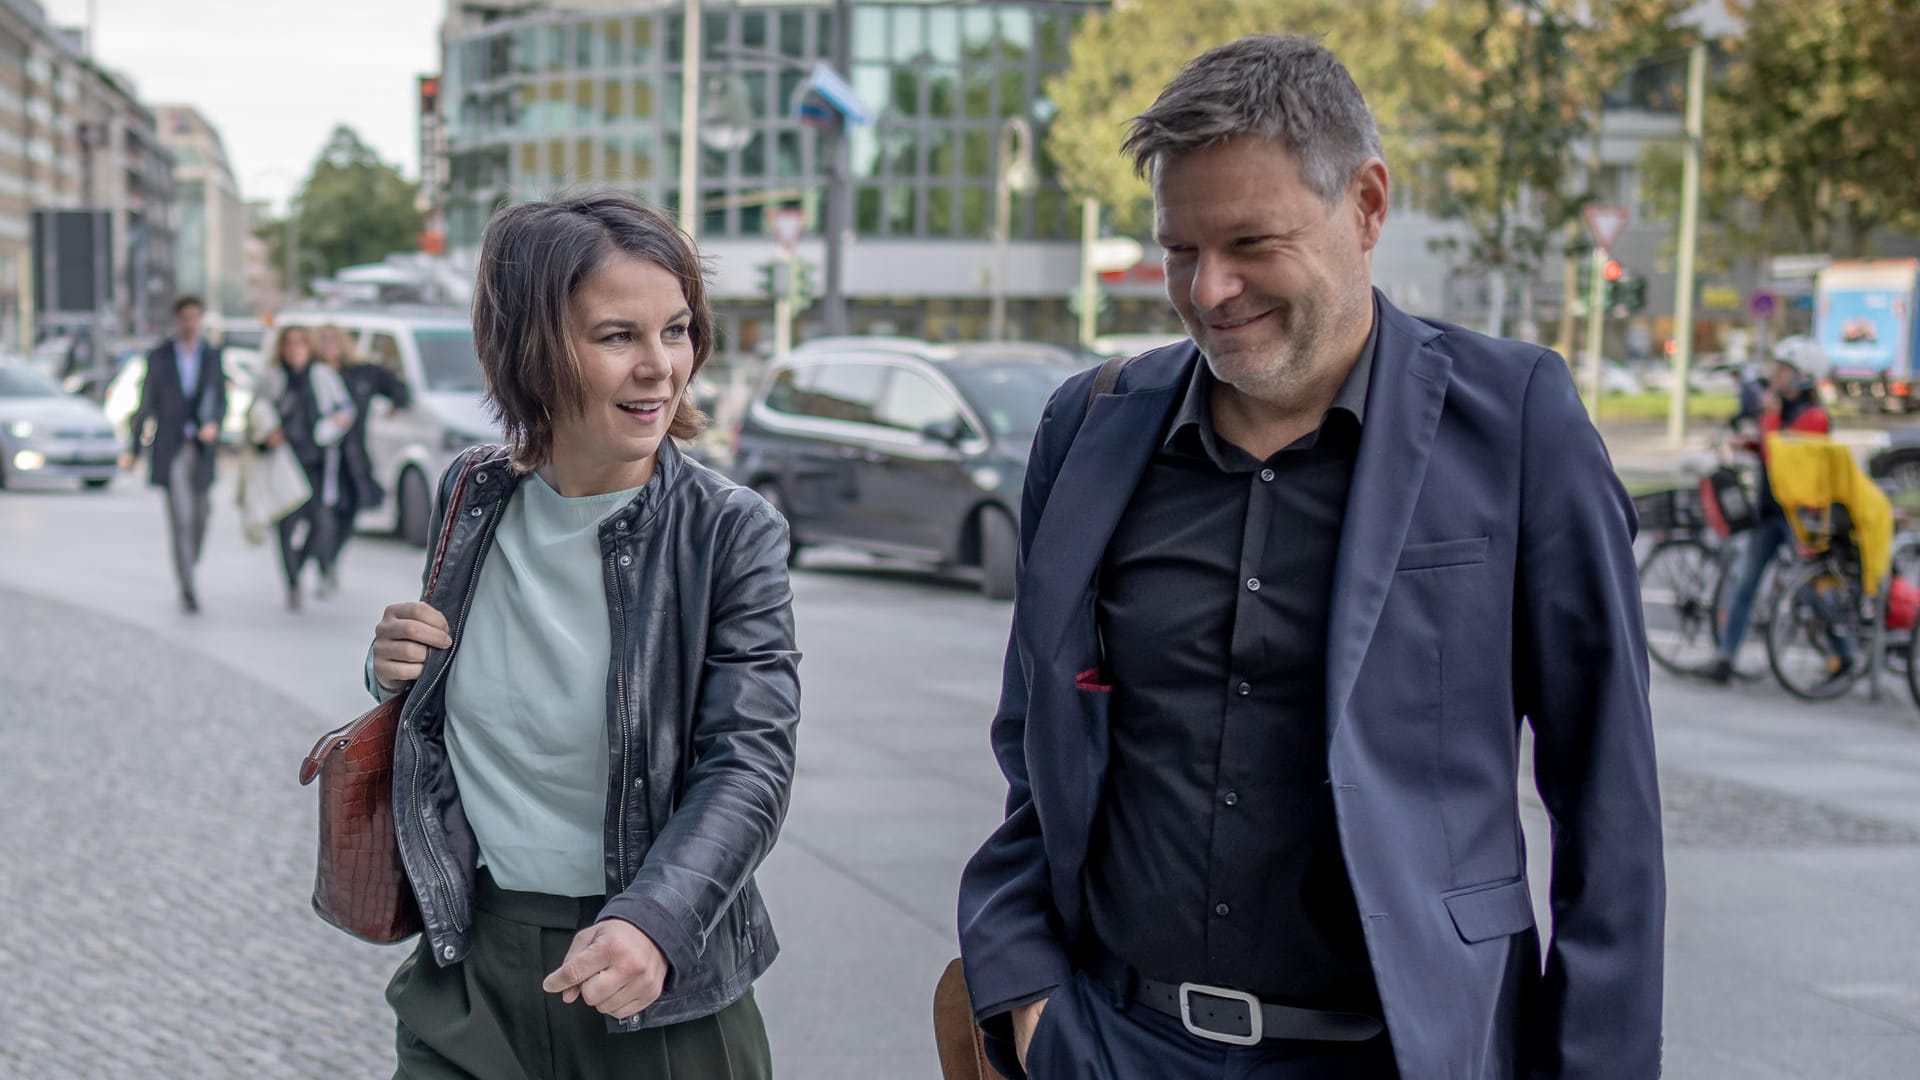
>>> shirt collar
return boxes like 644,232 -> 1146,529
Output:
1165,293 -> 1381,453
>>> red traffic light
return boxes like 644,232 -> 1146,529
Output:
1603,260 -> 1623,282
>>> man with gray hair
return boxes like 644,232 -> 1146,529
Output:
957,33 -> 1663,1079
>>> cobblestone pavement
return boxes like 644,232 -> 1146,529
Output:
0,586 -> 396,1078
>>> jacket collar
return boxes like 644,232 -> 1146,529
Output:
463,439 -> 683,539
1016,290 -> 1453,735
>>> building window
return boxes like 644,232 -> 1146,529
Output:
604,79 -> 623,124
575,22 -> 595,68
632,17 -> 655,64
891,6 -> 926,63
775,130 -> 802,178
743,11 -> 768,51
631,134 -> 654,179
853,7 -> 886,63
780,11 -> 807,58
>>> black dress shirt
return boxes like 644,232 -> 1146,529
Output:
1082,314 -> 1383,1013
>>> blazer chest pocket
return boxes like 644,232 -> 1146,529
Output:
1396,536 -> 1490,572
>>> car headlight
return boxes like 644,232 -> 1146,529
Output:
6,420 -> 31,439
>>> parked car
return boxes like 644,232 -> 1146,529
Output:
0,364 -> 121,490
263,306 -> 498,546
728,337 -> 1084,598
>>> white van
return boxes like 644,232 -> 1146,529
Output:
263,307 -> 499,546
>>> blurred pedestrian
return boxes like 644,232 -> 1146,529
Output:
365,192 -> 798,1079
258,325 -> 354,611
313,323 -> 410,595
1697,354 -> 1839,685
119,295 -> 228,613
957,35 -> 1663,1080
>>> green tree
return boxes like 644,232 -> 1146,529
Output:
1697,0 -> 1920,257
1405,0 -> 1687,335
260,125 -> 424,290
1043,0 -> 1424,237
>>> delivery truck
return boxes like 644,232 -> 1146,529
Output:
1818,259 -> 1920,412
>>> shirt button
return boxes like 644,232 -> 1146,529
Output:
1237,681 -> 1251,696
1259,468 -> 1275,482
1246,578 -> 1261,592
1223,791 -> 1239,807
1214,903 -> 1231,917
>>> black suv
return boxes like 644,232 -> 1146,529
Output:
729,337 -> 1083,598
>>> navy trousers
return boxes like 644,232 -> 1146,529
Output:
1023,972 -> 1399,1080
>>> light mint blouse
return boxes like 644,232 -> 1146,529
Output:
442,471 -> 642,898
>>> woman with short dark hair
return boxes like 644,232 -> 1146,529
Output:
366,192 -> 799,1078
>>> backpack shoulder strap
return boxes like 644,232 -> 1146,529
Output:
1087,353 -> 1132,407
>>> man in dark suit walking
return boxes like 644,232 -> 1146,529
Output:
957,35 -> 1663,1080
120,295 -> 228,612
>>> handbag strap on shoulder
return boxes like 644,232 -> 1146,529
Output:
421,446 -> 497,601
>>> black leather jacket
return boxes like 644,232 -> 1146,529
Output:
378,441 -> 800,1031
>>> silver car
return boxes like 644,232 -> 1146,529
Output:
0,365 -> 121,490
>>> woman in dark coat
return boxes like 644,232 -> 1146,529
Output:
315,323 -> 410,595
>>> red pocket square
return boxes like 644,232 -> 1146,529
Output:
1075,668 -> 1113,692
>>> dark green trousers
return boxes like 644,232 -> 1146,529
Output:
387,874 -> 772,1080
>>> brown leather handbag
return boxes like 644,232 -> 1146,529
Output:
297,453 -> 482,943
934,958 -> 1010,1080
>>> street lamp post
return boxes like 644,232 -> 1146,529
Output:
990,117 -> 1035,342
821,0 -> 851,336
679,0 -> 702,241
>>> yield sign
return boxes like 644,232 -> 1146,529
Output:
769,207 -> 807,254
1583,204 -> 1630,252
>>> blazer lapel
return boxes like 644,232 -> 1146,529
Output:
1015,373 -> 1187,673
1326,301 -> 1452,736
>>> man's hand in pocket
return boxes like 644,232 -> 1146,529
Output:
1013,996 -> 1050,1071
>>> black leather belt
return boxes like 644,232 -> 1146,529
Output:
1080,940 -> 1385,1047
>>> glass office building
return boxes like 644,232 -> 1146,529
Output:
437,1 -> 1120,348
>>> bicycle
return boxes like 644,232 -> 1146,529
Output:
1763,509 -> 1920,703
1634,452 -> 1780,679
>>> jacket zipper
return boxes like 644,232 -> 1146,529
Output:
605,547 -> 633,880
407,494 -> 505,935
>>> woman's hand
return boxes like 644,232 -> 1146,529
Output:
370,601 -> 452,692
542,919 -> 669,1021
265,430 -> 286,450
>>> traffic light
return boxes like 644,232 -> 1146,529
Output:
756,260 -> 779,301
795,259 -> 817,307
1603,265 -> 1648,315
1619,276 -> 1647,313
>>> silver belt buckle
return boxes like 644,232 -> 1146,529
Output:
1177,982 -> 1264,1046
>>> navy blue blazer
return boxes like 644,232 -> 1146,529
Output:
957,295 -> 1664,1079
129,339 -> 227,491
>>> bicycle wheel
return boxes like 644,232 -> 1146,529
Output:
1765,559 -> 1866,701
1640,538 -> 1720,676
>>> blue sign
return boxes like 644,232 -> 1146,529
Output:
1818,288 -> 1905,374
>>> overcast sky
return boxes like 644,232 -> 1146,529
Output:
43,0 -> 444,213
